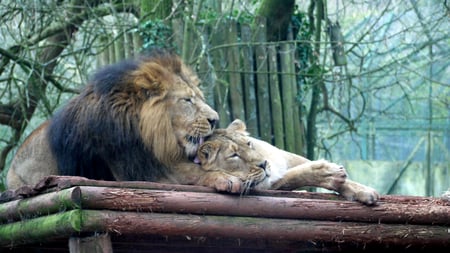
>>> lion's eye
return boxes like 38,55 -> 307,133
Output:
247,141 -> 253,148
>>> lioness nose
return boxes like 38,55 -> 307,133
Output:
208,118 -> 217,129
258,160 -> 268,170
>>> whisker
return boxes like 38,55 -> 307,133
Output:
240,179 -> 253,197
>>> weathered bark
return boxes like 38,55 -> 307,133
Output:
82,210 -> 450,249
78,186 -> 450,225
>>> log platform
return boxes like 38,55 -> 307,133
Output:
0,176 -> 449,252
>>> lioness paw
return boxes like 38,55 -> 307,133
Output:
213,175 -> 244,194
328,163 -> 347,189
314,161 -> 347,191
354,189 -> 379,205
339,180 -> 380,205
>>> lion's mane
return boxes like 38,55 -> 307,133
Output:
48,50 -> 190,181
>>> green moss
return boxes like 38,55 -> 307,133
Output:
0,210 -> 82,246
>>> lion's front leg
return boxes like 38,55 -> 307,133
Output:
337,179 -> 379,205
271,160 -> 347,192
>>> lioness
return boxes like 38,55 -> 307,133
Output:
196,119 -> 380,205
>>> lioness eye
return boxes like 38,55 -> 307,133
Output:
228,153 -> 239,159
183,97 -> 193,103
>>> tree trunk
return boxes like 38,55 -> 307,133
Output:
0,0 -> 98,173
306,0 -> 324,160
256,0 -> 296,41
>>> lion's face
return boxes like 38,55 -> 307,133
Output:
133,54 -> 219,166
196,121 -> 269,192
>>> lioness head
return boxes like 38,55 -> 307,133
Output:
133,51 -> 219,165
196,120 -> 269,192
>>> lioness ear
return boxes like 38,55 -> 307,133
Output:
197,142 -> 219,166
228,119 -> 247,132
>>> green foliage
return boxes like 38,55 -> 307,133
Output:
196,7 -> 254,25
138,19 -> 175,51
291,7 -> 313,107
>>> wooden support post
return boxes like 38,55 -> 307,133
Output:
69,233 -> 113,253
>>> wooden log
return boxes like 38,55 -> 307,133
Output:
0,187 -> 81,223
80,210 -> 450,249
78,186 -> 450,225
1,208 -> 449,250
2,178 -> 448,227
34,175 -> 218,194
0,210 -> 82,246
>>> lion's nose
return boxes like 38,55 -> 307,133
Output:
208,118 -> 217,129
258,160 -> 268,170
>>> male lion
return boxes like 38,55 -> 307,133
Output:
7,50 -> 231,190
195,119 -> 380,205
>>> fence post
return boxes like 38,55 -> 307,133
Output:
210,22 -> 231,127
227,20 -> 245,121
240,24 -> 258,135
268,46 -> 285,149
280,43 -> 296,152
253,17 -> 272,142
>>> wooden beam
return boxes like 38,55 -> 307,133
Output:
0,187 -> 81,223
80,210 -> 449,250
1,209 -> 448,250
78,186 -> 450,225
0,210 -> 81,246
69,233 -> 112,253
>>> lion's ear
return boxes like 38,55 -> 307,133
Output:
197,142 -> 219,167
228,119 -> 247,132
133,63 -> 169,97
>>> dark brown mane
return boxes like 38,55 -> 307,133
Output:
48,51 -> 185,181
